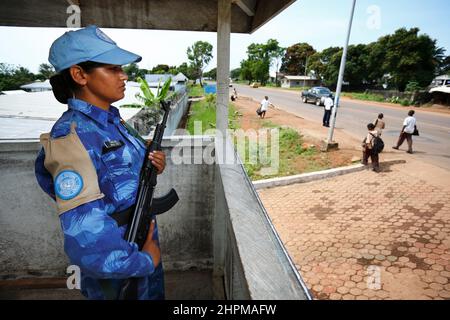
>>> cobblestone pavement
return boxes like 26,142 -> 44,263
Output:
258,164 -> 450,300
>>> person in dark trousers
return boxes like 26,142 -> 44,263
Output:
393,110 -> 417,154
323,94 -> 334,127
258,96 -> 275,119
362,123 -> 380,172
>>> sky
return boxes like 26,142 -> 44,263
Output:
0,0 -> 449,76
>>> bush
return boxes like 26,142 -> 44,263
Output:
390,96 -> 400,104
400,99 -> 410,106
205,93 -> 216,108
405,81 -> 422,93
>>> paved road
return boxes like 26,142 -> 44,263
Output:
234,84 -> 450,171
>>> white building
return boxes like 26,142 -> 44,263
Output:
20,79 -> 52,92
280,75 -> 319,88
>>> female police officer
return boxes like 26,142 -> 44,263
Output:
35,25 -> 166,300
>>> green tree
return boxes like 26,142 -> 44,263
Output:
377,28 -> 440,91
230,68 -> 241,80
240,59 -> 253,84
307,47 -> 341,84
167,66 -> 178,75
151,64 -> 170,74
344,44 -> 371,88
280,43 -> 316,75
36,63 -> 55,80
265,39 -> 285,86
187,41 -> 213,87
241,39 -> 283,85
0,63 -> 35,91
439,55 -> 450,75
123,63 -> 147,81
176,62 -> 190,78
247,43 -> 271,84
204,67 -> 217,80
321,49 -> 343,87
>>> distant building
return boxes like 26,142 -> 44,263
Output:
0,90 -> 26,95
173,72 -> 188,84
144,73 -> 188,92
0,90 -> 141,139
280,75 -> 319,88
20,80 -> 52,92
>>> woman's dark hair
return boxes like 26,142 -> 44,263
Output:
49,61 -> 106,104
368,123 -> 376,130
378,113 -> 384,119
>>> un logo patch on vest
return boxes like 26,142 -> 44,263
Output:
55,170 -> 84,200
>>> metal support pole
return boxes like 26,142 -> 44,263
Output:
326,0 -> 357,144
216,0 -> 231,135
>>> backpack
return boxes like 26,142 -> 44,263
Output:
370,133 -> 384,154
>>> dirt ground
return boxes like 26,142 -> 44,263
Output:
232,96 -> 362,174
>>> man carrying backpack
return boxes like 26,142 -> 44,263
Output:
362,123 -> 383,172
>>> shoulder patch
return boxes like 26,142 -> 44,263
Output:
55,170 -> 83,200
40,122 -> 104,214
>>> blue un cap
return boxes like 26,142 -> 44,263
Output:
49,25 -> 142,73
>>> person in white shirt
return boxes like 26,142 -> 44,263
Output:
323,94 -> 334,127
258,96 -> 275,119
392,110 -> 417,154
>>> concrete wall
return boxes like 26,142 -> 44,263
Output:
0,137 -> 213,280
0,141 -> 67,279
126,90 -> 188,136
164,90 -> 189,136
214,137 -> 311,300
0,136 -> 311,300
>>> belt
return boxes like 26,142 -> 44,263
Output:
110,206 -> 135,227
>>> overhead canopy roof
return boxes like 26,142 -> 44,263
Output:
0,0 -> 295,33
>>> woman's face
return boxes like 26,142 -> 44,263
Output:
84,64 -> 128,104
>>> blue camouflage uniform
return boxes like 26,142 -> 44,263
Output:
35,98 -> 164,300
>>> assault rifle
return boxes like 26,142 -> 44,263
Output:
118,100 -> 179,300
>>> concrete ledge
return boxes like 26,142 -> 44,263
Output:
253,159 -> 407,190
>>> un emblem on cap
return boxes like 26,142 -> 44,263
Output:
95,27 -> 116,45
55,170 -> 83,200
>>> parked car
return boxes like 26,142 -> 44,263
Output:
250,82 -> 259,88
301,87 -> 333,106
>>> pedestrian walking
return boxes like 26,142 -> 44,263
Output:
257,96 -> 275,119
392,110 -> 418,154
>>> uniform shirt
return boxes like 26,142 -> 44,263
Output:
35,98 -> 164,300
374,119 -> 385,130
260,99 -> 271,111
403,116 -> 416,134
324,97 -> 334,111
365,130 -> 379,149
374,119 -> 385,135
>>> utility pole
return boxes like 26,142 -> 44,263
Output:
324,0 -> 357,151
303,57 -> 308,88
